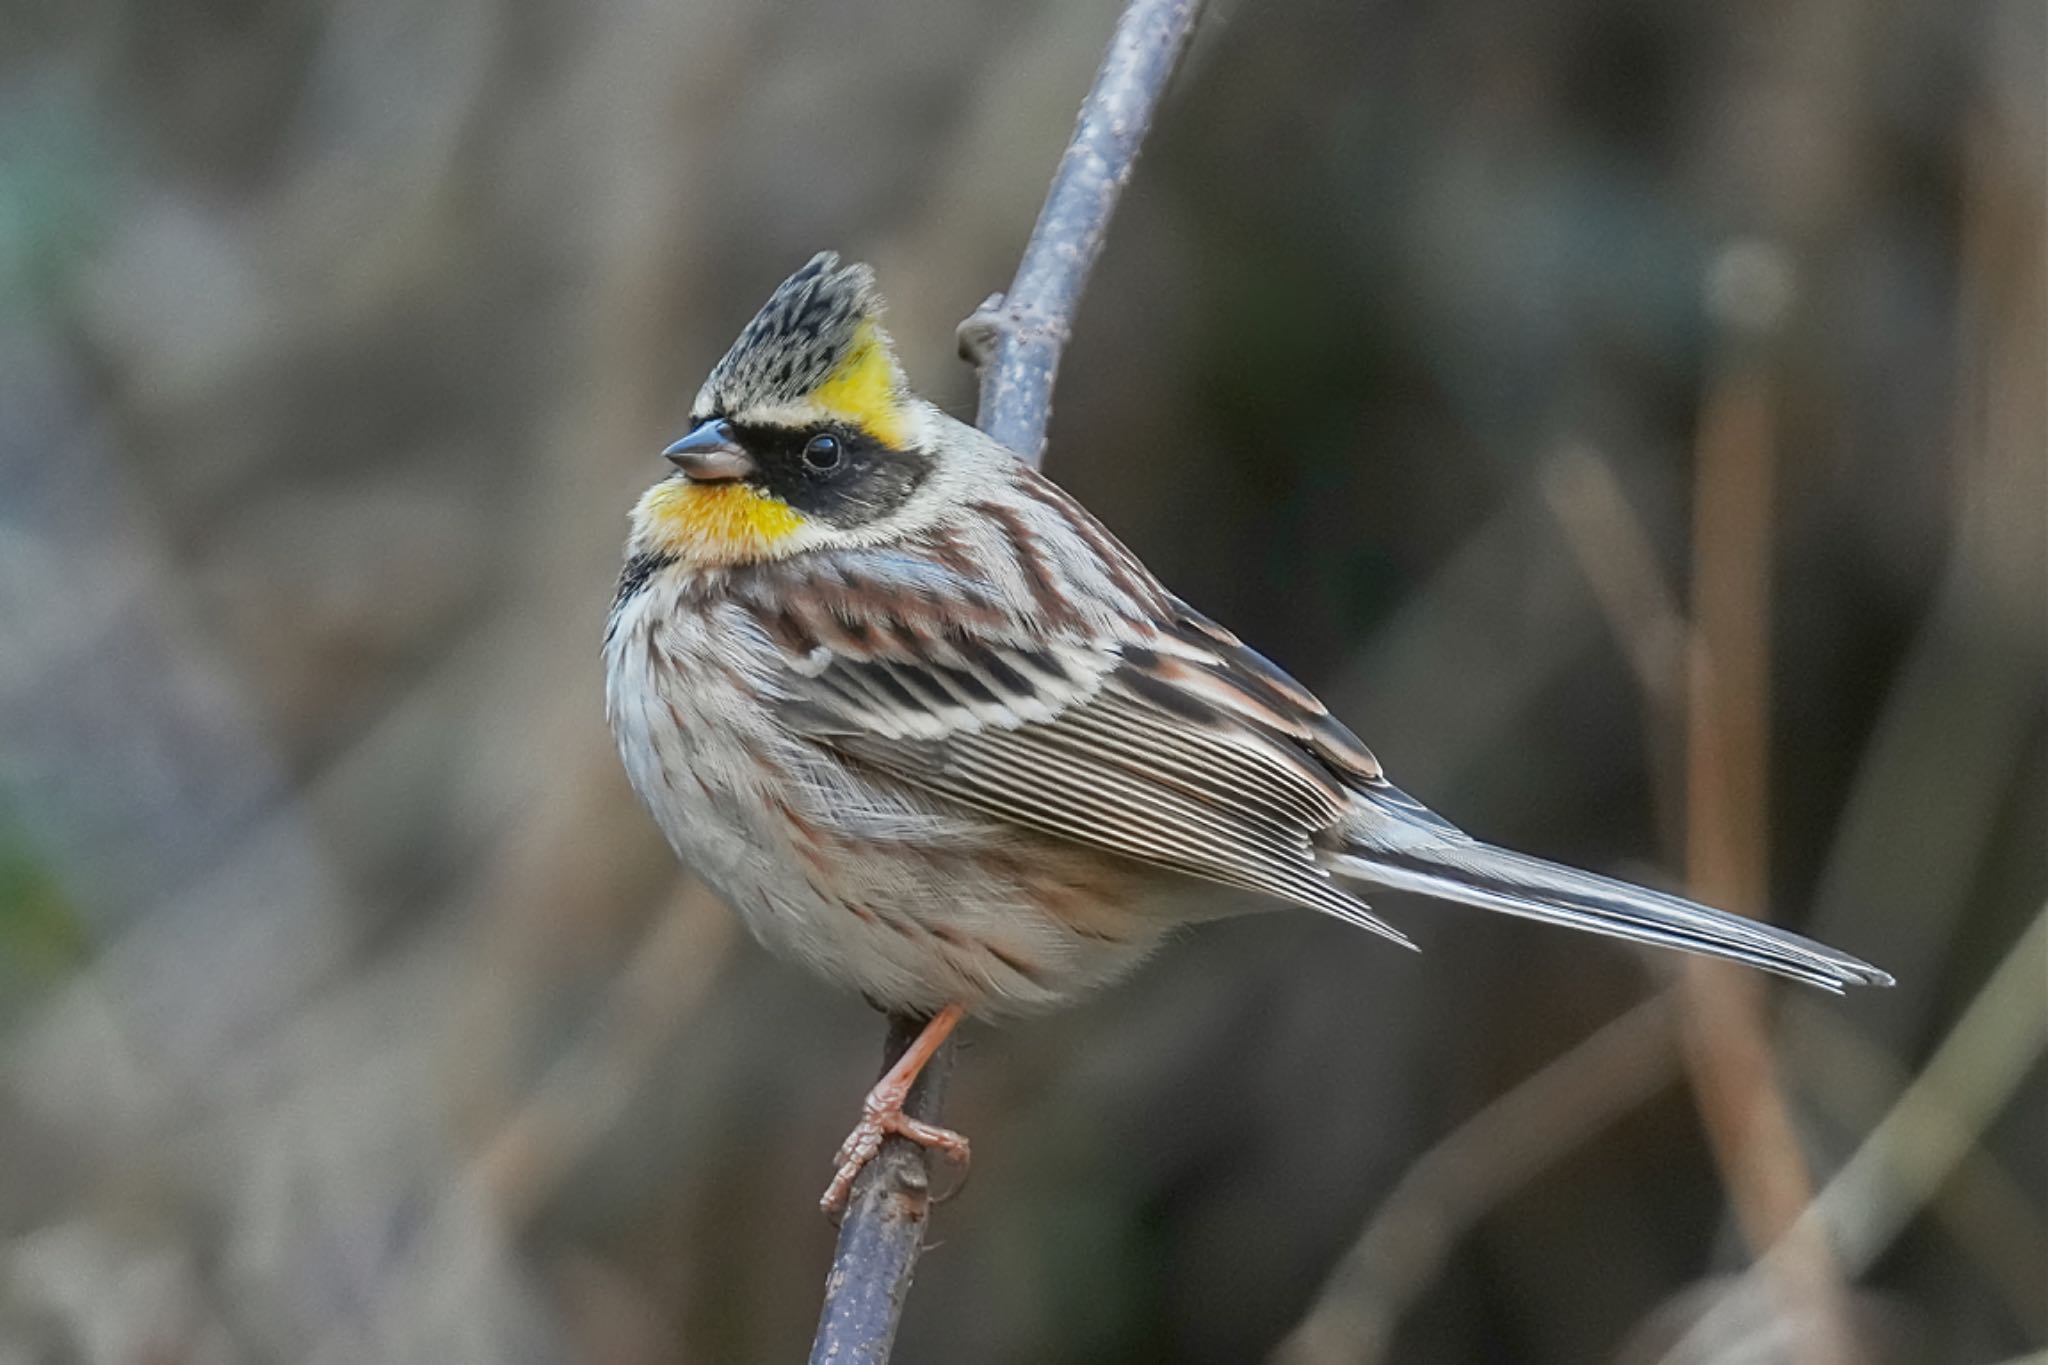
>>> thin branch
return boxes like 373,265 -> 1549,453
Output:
959,0 -> 1207,467
810,1012 -> 958,1365
1783,998 -> 2048,1336
1547,294 -> 1859,1365
1270,994 -> 1682,1365
1678,316 -> 1858,1365
471,880 -> 734,1226
1655,903 -> 2048,1365
1790,902 -> 2047,1277
1537,444 -> 1690,717
810,2 -> 1206,1360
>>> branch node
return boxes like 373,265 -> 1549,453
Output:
958,297 -> 1073,369
955,294 -> 1009,366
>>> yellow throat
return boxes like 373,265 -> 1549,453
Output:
636,479 -> 805,565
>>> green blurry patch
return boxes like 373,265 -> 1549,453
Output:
0,831 -> 92,1013
0,81 -> 114,315
994,1176 -> 1157,1363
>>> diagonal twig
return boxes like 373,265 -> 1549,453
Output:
1785,902 -> 2048,1278
1270,993 -> 1684,1365
809,3 -> 1206,1362
1655,903 -> 2048,1365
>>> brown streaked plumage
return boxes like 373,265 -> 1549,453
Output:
605,253 -> 1891,1210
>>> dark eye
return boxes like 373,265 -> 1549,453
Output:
802,433 -> 842,471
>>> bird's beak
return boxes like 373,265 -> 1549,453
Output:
663,419 -> 754,482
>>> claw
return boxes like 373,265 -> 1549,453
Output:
820,1090 -> 971,1216
819,1004 -> 969,1217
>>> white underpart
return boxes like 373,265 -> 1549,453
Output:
602,515 -> 1175,1016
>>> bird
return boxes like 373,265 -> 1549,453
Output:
604,252 -> 1891,1213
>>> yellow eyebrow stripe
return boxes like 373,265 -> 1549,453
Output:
808,318 -> 910,446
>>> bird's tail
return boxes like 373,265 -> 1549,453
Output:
1327,785 -> 1892,993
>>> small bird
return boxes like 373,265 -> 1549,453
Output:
605,253 -> 1890,1213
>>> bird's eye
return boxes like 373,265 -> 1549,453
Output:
803,433 -> 842,471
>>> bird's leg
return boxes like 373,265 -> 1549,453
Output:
820,1003 -> 970,1216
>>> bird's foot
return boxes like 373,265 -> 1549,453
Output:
820,1082 -> 971,1216
819,1003 -> 969,1217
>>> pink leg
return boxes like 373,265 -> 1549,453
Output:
820,1004 -> 970,1215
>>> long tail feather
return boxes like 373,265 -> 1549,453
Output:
1330,787 -> 1892,993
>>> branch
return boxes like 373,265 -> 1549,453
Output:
1788,904 -> 2046,1277
809,1012 -> 957,1365
809,3 -> 1206,1361
1272,994 -> 1681,1365
1676,312 -> 1859,1365
1654,903 -> 2048,1365
959,0 -> 1207,468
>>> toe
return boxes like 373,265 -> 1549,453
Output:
892,1115 -> 971,1163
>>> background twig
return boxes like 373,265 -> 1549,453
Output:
808,2 -> 1206,1360
1655,903 -> 2048,1364
1675,268 -> 1857,1365
1271,993 -> 1683,1365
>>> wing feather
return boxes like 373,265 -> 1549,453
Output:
727,537 -> 1407,945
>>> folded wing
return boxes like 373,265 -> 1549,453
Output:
732,547 -> 1408,943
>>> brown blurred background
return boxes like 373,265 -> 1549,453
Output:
0,1 -> 2042,1362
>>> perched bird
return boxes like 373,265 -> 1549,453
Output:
605,253 -> 1890,1212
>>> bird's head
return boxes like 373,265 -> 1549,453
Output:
632,253 -> 947,568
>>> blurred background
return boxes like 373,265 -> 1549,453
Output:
1,0 -> 2042,1361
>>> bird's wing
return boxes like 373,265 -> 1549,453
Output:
722,518 -> 1890,992
730,546 -> 1409,943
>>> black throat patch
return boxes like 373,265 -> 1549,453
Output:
610,549 -> 678,619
